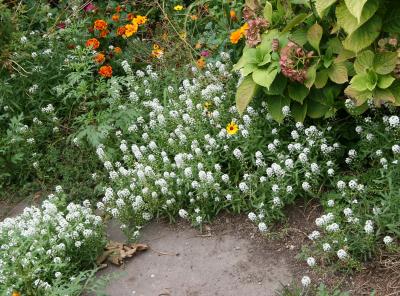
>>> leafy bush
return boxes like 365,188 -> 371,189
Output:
233,0 -> 400,121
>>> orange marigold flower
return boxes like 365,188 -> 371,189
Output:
240,23 -> 249,33
117,26 -> 126,36
94,19 -> 107,31
230,9 -> 237,21
124,22 -> 138,38
230,29 -> 243,44
94,53 -> 105,64
127,13 -> 135,21
99,29 -> 109,38
85,38 -> 100,49
151,44 -> 164,59
134,15 -> 147,25
12,292 -> 21,296
116,5 -> 122,13
98,65 -> 113,78
196,57 -> 206,69
112,14 -> 120,22
190,15 -> 198,20
114,47 -> 122,54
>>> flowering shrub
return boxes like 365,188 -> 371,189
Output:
0,188 -> 106,295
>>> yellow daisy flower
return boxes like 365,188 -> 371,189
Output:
226,122 -> 239,135
174,5 -> 184,11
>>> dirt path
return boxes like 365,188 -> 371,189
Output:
101,217 -> 293,296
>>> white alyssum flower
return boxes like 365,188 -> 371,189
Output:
301,276 -> 311,287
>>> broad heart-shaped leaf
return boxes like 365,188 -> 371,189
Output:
259,29 -> 279,53
390,81 -> 400,106
374,89 -> 396,105
354,50 -> 374,74
291,101 -> 308,122
291,28 -> 308,46
315,0 -> 338,17
344,85 -> 372,106
242,63 -> 258,76
350,73 -> 372,91
288,83 -> 309,104
345,0 -> 367,22
306,100 -> 330,118
305,63 -> 317,89
232,47 -> 258,71
342,15 -> 382,53
265,95 -> 291,123
282,13 -> 309,33
307,23 -> 323,52
252,64 -> 278,89
236,76 -> 258,114
258,53 -> 271,66
377,75 -> 396,89
263,1 -> 273,23
328,62 -> 348,84
336,0 -> 379,35
335,49 -> 356,63
373,52 -> 398,75
314,69 -> 329,89
264,74 -> 287,95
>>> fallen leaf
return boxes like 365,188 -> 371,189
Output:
96,241 -> 149,266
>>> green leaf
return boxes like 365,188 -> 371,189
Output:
258,53 -> 271,66
307,100 -> 330,118
315,0 -> 337,17
252,64 -> 278,89
245,0 -> 260,10
236,76 -> 258,114
342,15 -> 382,53
335,49 -> 356,63
377,75 -> 396,89
291,28 -> 308,46
314,69 -> 329,88
374,88 -> 396,104
305,63 -> 317,89
291,101 -> 308,122
264,74 -> 287,95
263,1 -> 273,23
344,0 -> 367,22
307,23 -> 323,52
288,83 -> 309,103
354,50 -> 374,74
350,73 -> 372,91
336,0 -> 379,35
390,81 -> 400,106
346,102 -> 369,115
282,13 -> 309,33
265,95 -> 291,123
242,63 -> 258,76
328,62 -> 348,84
259,29 -> 279,52
373,52 -> 398,75
344,85 -> 372,106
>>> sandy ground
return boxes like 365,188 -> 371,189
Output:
100,218 -> 293,296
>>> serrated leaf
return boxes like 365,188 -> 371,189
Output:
344,0 -> 368,22
377,75 -> 395,89
305,64 -> 317,89
328,62 -> 348,84
342,15 -> 382,53
315,0 -> 338,17
282,13 -> 309,33
373,52 -> 398,75
307,23 -> 323,52
336,0 -> 379,35
354,50 -> 374,74
252,65 -> 278,89
265,95 -> 291,123
288,83 -> 309,103
236,76 -> 258,114
314,69 -> 329,88
263,1 -> 273,23
291,101 -> 308,122
344,85 -> 372,106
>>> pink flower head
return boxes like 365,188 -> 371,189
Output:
57,22 -> 66,30
84,3 -> 96,12
200,50 -> 210,57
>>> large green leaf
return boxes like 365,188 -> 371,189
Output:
264,74 -> 287,95
390,81 -> 400,106
252,64 -> 278,89
242,63 -> 258,76
263,1 -> 273,23
350,73 -> 374,91
265,95 -> 291,123
291,101 -> 308,122
336,0 -> 379,35
305,63 -> 317,89
328,62 -> 348,84
307,23 -> 323,52
342,15 -> 382,53
236,76 -> 258,114
291,28 -> 308,46
314,69 -> 329,89
259,29 -> 279,52
344,85 -> 372,105
307,100 -> 330,118
288,83 -> 309,103
374,89 -> 396,104
282,13 -> 309,33
344,0 -> 368,22
315,0 -> 338,17
354,50 -> 374,74
373,52 -> 398,75
377,75 -> 396,89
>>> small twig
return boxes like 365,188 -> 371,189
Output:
150,247 -> 179,256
